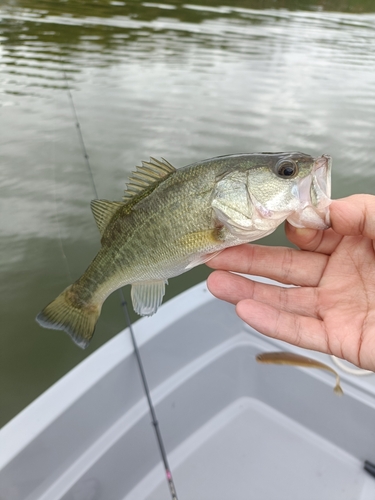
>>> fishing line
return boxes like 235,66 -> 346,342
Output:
52,134 -> 73,283
63,70 -> 179,500
63,72 -> 98,200
119,288 -> 178,500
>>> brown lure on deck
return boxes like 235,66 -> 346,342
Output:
256,351 -> 343,396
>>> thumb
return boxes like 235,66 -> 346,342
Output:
330,194 -> 375,239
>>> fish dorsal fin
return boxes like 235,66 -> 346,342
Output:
131,280 -> 167,316
90,199 -> 124,235
124,157 -> 176,200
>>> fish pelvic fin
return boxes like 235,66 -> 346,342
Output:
36,285 -> 101,349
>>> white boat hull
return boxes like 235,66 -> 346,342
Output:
1,279 -> 375,499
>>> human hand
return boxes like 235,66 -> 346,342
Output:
207,195 -> 375,370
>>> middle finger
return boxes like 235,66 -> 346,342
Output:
207,243 -> 328,287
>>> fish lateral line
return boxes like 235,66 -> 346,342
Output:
256,351 -> 343,396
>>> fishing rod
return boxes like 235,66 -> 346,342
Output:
63,71 -> 179,500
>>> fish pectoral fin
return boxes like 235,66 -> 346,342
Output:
178,228 -> 225,248
175,228 -> 226,270
175,227 -> 227,270
185,250 -> 223,270
131,280 -> 167,316
90,200 -> 124,235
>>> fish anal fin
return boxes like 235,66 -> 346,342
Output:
124,158 -> 176,200
90,200 -> 124,235
131,280 -> 167,316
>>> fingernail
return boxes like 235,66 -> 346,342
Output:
293,227 -> 312,236
287,224 -> 309,235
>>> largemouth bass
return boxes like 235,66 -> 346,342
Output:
36,152 -> 332,348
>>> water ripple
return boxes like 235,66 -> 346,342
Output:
1,0 -> 375,427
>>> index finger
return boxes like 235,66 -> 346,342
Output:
207,243 -> 328,287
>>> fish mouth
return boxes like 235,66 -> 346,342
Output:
313,154 -> 332,201
288,154 -> 332,230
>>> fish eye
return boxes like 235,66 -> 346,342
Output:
275,160 -> 298,178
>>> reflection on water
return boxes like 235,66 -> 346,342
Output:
1,0 -> 375,426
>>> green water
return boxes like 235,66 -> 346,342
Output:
1,0 -> 375,427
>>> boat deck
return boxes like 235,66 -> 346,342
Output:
1,280 -> 375,500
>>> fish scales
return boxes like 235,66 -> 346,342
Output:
36,152 -> 332,347
88,159 -> 231,284
96,163 -> 216,279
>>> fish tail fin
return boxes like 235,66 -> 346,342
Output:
36,285 -> 101,349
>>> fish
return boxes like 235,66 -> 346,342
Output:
36,152 -> 332,348
256,351 -> 343,395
